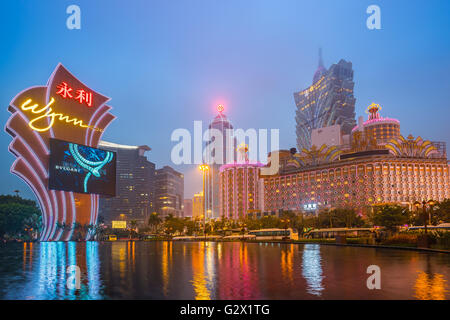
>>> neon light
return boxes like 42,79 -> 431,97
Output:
75,89 -> 93,107
56,82 -> 73,98
20,97 -> 103,132
56,81 -> 93,107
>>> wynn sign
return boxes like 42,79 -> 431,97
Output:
5,64 -> 116,241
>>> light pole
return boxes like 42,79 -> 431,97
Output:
199,164 -> 209,241
414,199 -> 436,247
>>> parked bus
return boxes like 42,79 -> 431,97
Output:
248,228 -> 299,240
304,228 -> 375,239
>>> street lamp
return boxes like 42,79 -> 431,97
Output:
199,164 -> 209,240
413,199 -> 436,240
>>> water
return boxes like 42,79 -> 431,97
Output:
0,241 -> 448,300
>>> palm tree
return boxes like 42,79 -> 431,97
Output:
129,220 -> 138,239
148,212 -> 162,234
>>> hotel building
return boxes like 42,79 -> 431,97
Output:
154,166 -> 184,218
262,105 -> 449,215
98,141 -> 155,226
219,145 -> 264,219
204,105 -> 236,219
294,49 -> 356,150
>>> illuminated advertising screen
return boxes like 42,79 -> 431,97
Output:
49,138 -> 116,196
112,221 -> 127,229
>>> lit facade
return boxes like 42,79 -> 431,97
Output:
294,50 -> 356,150
192,191 -> 204,219
219,158 -> 264,219
262,129 -> 449,215
155,166 -> 184,218
205,105 -> 236,219
351,103 -> 400,147
98,141 -> 155,226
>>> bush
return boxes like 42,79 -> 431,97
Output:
382,234 -> 418,245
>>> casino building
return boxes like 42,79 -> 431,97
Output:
261,104 -> 449,215
219,144 -> 264,219
294,49 -> 356,151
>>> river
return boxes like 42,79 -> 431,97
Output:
0,241 -> 448,299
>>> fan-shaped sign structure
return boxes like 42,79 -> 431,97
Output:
5,64 -> 116,241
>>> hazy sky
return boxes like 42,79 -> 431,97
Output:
1,0 -> 449,200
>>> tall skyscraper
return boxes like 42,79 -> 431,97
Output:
294,49 -> 356,151
154,165 -> 184,218
98,141 -> 155,226
205,105 -> 236,219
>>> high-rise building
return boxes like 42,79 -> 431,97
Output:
205,105 -> 236,219
155,166 -> 184,218
183,199 -> 193,218
192,191 -> 204,219
98,141 -> 155,226
262,105 -> 449,215
219,144 -> 264,219
294,49 -> 356,151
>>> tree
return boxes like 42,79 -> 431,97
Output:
148,212 -> 162,233
433,199 -> 450,224
0,196 -> 42,240
371,205 -> 410,232
332,208 -> 365,228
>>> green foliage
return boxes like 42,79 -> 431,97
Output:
371,205 -> 410,231
433,199 -> 450,224
0,196 -> 42,240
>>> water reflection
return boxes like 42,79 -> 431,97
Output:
20,242 -> 104,299
1,241 -> 448,299
414,272 -> 447,300
301,244 -> 324,296
191,242 -> 212,300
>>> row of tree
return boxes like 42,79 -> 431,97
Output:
139,199 -> 450,236
1,193 -> 449,240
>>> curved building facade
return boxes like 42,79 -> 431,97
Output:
262,128 -> 448,215
351,103 -> 400,146
294,50 -> 356,151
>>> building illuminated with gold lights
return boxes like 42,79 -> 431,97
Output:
192,191 -> 204,219
262,104 -> 449,215
219,144 -> 264,219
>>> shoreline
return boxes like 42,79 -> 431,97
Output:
5,238 -> 449,254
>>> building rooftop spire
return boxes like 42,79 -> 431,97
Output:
318,47 -> 324,68
313,47 -> 327,84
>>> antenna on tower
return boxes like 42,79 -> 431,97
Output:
318,47 -> 324,68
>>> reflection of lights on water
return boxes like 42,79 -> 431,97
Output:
301,244 -> 324,296
86,242 -> 100,299
281,244 -> 294,282
414,271 -> 447,300
191,242 -> 212,300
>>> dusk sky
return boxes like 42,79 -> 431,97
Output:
1,0 -> 449,200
